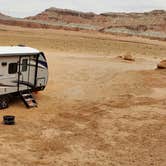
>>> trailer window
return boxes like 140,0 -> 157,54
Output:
22,59 -> 28,72
1,62 -> 7,66
38,53 -> 48,68
8,63 -> 18,74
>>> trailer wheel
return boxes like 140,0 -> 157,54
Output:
0,96 -> 9,109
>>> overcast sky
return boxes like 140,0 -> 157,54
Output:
0,0 -> 166,18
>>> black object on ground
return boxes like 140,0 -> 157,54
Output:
3,115 -> 15,125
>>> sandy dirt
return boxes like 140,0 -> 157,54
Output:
0,25 -> 166,166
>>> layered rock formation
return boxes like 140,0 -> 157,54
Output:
0,8 -> 166,40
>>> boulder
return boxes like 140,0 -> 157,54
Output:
123,54 -> 135,61
157,60 -> 166,69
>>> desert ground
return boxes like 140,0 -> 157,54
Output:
0,25 -> 166,165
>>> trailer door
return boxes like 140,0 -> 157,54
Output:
18,56 -> 30,91
28,55 -> 37,89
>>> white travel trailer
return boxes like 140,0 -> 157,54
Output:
0,46 -> 48,109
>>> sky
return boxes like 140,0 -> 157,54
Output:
0,0 -> 166,18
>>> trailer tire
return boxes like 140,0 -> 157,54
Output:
0,96 -> 9,109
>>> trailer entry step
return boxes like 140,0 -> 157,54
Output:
20,91 -> 37,108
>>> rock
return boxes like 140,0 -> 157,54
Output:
157,60 -> 166,69
123,54 -> 135,61
117,56 -> 123,59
